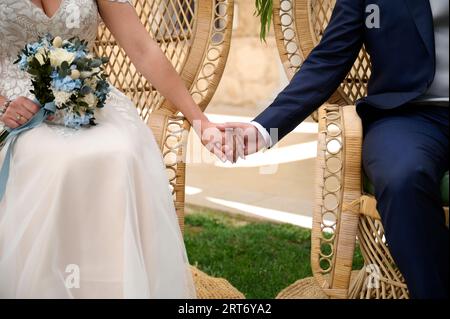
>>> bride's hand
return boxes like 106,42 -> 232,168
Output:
193,119 -> 228,162
0,97 -> 40,129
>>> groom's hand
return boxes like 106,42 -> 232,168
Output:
218,122 -> 267,162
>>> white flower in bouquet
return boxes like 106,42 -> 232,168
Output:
53,90 -> 73,108
84,77 -> 98,89
80,67 -> 100,79
35,47 -> 48,66
70,69 -> 81,80
49,48 -> 76,67
82,93 -> 98,107
52,36 -> 63,48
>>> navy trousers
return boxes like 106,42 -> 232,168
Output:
361,104 -> 449,299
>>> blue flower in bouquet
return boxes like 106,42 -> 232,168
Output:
63,112 -> 94,129
51,72 -> 82,92
63,45 -> 76,53
41,33 -> 53,46
16,42 -> 44,71
63,45 -> 86,58
26,42 -> 44,55
75,50 -> 87,59
17,54 -> 29,71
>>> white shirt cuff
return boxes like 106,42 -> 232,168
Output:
251,121 -> 273,148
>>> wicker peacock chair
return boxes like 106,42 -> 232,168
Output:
272,0 -> 449,299
95,0 -> 245,299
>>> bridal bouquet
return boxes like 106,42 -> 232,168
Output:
0,35 -> 110,198
18,34 -> 110,127
0,34 -> 110,146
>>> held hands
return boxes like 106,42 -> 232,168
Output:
219,122 -> 267,162
194,120 -> 266,163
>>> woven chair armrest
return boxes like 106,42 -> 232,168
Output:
311,103 -> 363,298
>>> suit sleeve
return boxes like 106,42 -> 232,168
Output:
254,0 -> 365,144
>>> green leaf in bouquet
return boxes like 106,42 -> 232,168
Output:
75,58 -> 88,71
61,61 -> 70,70
77,101 -> 89,108
58,61 -> 71,77
90,59 -> 102,68
44,64 -> 53,76
28,58 -> 40,69
28,68 -> 39,76
14,49 -> 28,65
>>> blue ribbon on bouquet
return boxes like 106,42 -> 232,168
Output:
0,101 -> 56,201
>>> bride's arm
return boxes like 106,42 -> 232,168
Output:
97,1 -> 228,158
97,1 -> 227,158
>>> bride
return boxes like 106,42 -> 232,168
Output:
0,0 -> 225,298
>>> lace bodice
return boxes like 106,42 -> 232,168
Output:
0,0 -> 131,101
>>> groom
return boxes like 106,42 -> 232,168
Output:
221,0 -> 449,299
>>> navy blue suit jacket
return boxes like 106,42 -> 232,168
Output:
254,0 -> 436,143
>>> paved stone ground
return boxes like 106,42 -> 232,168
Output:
185,105 -> 319,228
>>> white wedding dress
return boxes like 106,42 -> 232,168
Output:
0,0 -> 196,299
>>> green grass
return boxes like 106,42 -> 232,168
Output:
184,207 -> 364,299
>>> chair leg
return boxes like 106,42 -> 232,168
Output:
348,196 -> 409,299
